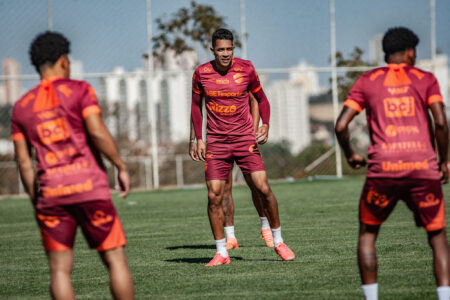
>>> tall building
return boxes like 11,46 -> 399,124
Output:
369,34 -> 384,66
266,61 -> 319,154
2,58 -> 21,104
98,49 -> 197,147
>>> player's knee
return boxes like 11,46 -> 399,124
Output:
257,184 -> 271,196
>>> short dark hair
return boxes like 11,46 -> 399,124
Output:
382,27 -> 419,63
212,28 -> 233,47
29,31 -> 70,73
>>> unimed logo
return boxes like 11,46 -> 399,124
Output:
37,117 -> 70,145
383,96 -> 415,118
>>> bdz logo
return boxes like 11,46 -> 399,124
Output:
383,96 -> 415,118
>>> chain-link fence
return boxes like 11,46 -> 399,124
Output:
0,0 -> 448,195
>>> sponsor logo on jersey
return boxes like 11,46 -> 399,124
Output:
45,146 -> 78,165
381,159 -> 429,172
42,179 -> 93,198
419,193 -> 440,208
203,66 -> 212,72
37,117 -> 70,145
383,96 -> 415,118
381,141 -> 427,153
215,78 -> 230,85
234,67 -> 243,72
205,89 -> 243,98
387,86 -> 409,95
37,109 -> 59,120
208,102 -> 237,116
366,189 -> 389,207
385,125 -> 420,137
46,160 -> 89,176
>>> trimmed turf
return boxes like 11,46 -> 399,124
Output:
0,177 -> 449,299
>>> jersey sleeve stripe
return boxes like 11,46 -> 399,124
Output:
192,87 -> 202,94
82,105 -> 101,119
428,94 -> 443,106
344,99 -> 363,113
12,132 -> 25,141
251,85 -> 262,93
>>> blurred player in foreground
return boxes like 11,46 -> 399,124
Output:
12,31 -> 134,300
191,28 -> 295,266
335,27 -> 450,300
189,92 -> 274,249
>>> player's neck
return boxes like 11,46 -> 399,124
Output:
214,59 -> 233,74
40,69 -> 67,81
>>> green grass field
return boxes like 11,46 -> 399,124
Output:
1,177 -> 449,299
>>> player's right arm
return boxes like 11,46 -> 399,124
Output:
335,77 -> 367,169
14,139 -> 37,204
191,69 -> 206,161
189,117 -> 198,161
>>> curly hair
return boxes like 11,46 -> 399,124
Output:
29,31 -> 70,73
212,28 -> 233,47
382,27 -> 419,63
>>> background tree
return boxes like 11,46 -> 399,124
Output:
152,1 -> 241,63
332,47 -> 375,101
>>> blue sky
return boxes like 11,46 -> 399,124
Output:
1,0 -> 449,78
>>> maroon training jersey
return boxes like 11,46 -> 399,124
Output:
344,63 -> 443,179
192,57 -> 262,143
11,77 -> 111,209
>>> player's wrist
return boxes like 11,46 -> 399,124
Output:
190,138 -> 196,143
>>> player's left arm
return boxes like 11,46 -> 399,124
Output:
248,65 -> 270,144
429,101 -> 449,184
335,106 -> 367,169
14,139 -> 37,204
249,92 -> 260,133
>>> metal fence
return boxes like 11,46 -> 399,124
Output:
0,0 -> 448,195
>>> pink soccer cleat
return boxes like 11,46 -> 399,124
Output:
205,253 -> 231,267
261,228 -> 274,247
226,237 -> 239,250
274,242 -> 295,261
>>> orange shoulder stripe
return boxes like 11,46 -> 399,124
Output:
251,85 -> 262,93
344,99 -> 363,113
12,132 -> 25,141
192,87 -> 202,95
82,105 -> 101,119
428,95 -> 443,106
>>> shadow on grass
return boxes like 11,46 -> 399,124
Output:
165,256 -> 244,264
166,244 -> 216,250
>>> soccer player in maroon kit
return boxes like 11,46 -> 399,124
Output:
11,32 -> 134,299
189,93 -> 274,250
335,27 -> 450,300
191,28 -> 295,266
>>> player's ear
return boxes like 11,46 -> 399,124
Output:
58,55 -> 71,78
210,46 -> 215,53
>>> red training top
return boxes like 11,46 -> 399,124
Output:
344,63 -> 443,179
11,77 -> 111,209
191,57 -> 270,143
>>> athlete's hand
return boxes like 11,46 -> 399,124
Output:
189,140 -> 198,161
116,167 -> 131,198
439,162 -> 448,184
256,124 -> 269,144
347,152 -> 367,169
197,139 -> 207,162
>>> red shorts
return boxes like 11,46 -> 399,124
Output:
359,178 -> 445,231
205,140 -> 265,180
35,200 -> 126,251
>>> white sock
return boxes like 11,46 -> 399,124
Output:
260,217 -> 270,230
361,283 -> 378,300
437,286 -> 450,300
271,227 -> 283,246
224,226 -> 236,239
215,238 -> 228,257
